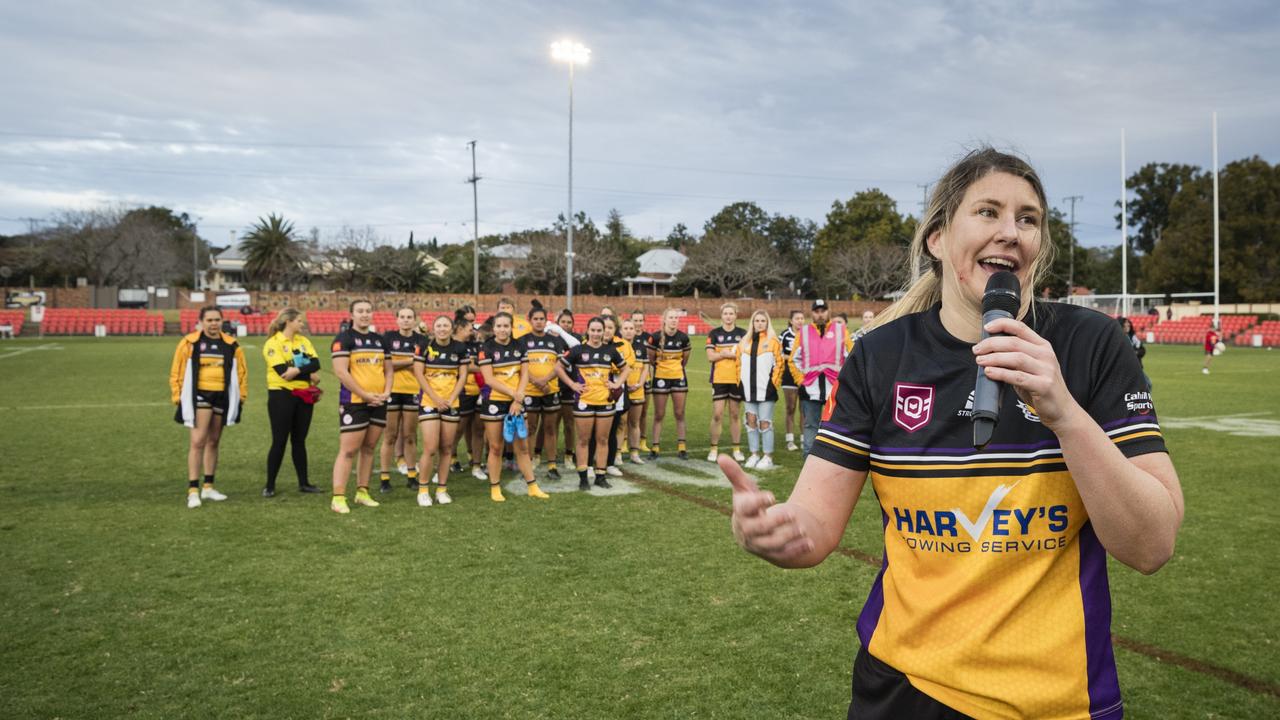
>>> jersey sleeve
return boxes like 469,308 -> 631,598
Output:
1084,317 -> 1167,458
475,344 -> 493,366
330,332 -> 351,360
808,340 -> 874,472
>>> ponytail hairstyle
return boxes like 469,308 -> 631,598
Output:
868,146 -> 1055,333
453,304 -> 475,327
267,307 -> 303,336
529,298 -> 546,320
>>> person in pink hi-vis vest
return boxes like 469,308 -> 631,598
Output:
787,299 -> 854,454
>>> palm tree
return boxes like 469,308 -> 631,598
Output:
240,214 -> 305,290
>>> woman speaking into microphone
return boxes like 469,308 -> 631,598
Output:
724,147 -> 1183,720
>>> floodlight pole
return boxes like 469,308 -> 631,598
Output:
565,59 -> 576,311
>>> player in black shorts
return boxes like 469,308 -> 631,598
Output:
556,316 -> 629,490
413,314 -> 469,506
329,299 -> 394,514
169,306 -> 248,508
629,309 -> 654,454
647,308 -> 692,459
380,306 -> 426,493
706,302 -> 746,462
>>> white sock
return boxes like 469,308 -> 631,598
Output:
785,432 -> 794,442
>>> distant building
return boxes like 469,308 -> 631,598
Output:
490,243 -> 531,282
204,246 -> 246,291
625,248 -> 687,296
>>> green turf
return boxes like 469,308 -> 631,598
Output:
0,335 -> 1277,718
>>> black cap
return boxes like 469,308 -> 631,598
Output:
812,299 -> 828,310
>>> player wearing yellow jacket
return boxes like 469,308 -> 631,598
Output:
169,306 -> 248,509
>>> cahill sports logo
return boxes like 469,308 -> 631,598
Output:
890,480 -> 1070,554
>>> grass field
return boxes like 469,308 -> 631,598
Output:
1,334 -> 1278,719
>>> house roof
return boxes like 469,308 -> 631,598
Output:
490,243 -> 531,260
635,248 -> 686,275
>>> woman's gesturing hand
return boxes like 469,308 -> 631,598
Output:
721,455 -> 814,564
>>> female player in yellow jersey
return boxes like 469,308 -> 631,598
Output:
521,301 -> 571,479
706,301 -> 746,462
448,305 -> 485,480
476,312 -> 549,502
170,306 -> 248,508
329,299 -> 394,514
646,308 -> 692,459
261,308 -> 324,497
412,314 -> 469,506
725,148 -> 1183,719
380,307 -> 426,493
556,316 -> 629,490
618,317 -> 649,465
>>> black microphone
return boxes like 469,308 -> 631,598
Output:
973,271 -> 1021,449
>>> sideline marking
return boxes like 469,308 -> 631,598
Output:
505,475 -> 643,496
1162,411 -> 1280,438
0,343 -> 63,360
631,469 -> 1280,702
4,401 -> 170,411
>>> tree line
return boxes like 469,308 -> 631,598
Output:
1,155 -> 1275,302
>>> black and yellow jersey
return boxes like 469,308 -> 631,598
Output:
522,332 -> 569,396
476,338 -> 526,402
647,330 -> 690,380
414,338 -> 469,406
706,326 -> 746,384
463,339 -> 481,395
331,328 -> 389,404
561,342 -> 625,405
198,349 -> 228,391
385,330 -> 427,395
628,335 -> 649,369
812,302 -> 1165,720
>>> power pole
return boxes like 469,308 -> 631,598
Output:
917,183 -> 931,215
1062,195 -> 1082,295
466,140 -> 481,304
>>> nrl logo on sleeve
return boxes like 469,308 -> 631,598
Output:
893,382 -> 934,433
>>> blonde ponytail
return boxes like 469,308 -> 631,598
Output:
268,308 -> 303,336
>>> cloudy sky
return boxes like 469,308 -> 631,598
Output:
1,0 -> 1276,251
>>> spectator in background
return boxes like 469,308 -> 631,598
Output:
788,299 -> 852,455
1120,317 -> 1150,390
1203,322 -> 1221,375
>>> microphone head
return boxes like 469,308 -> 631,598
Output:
982,271 -> 1021,315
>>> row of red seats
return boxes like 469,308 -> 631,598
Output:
0,310 -> 25,336
41,308 -> 163,335
1234,320 -> 1280,347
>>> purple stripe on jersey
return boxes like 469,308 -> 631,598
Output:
870,437 -> 1061,454
820,421 -> 852,436
856,511 -> 890,648
1101,416 -> 1157,431
1078,522 -> 1122,717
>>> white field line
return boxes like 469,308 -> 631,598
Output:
4,401 -> 170,411
0,343 -> 63,360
